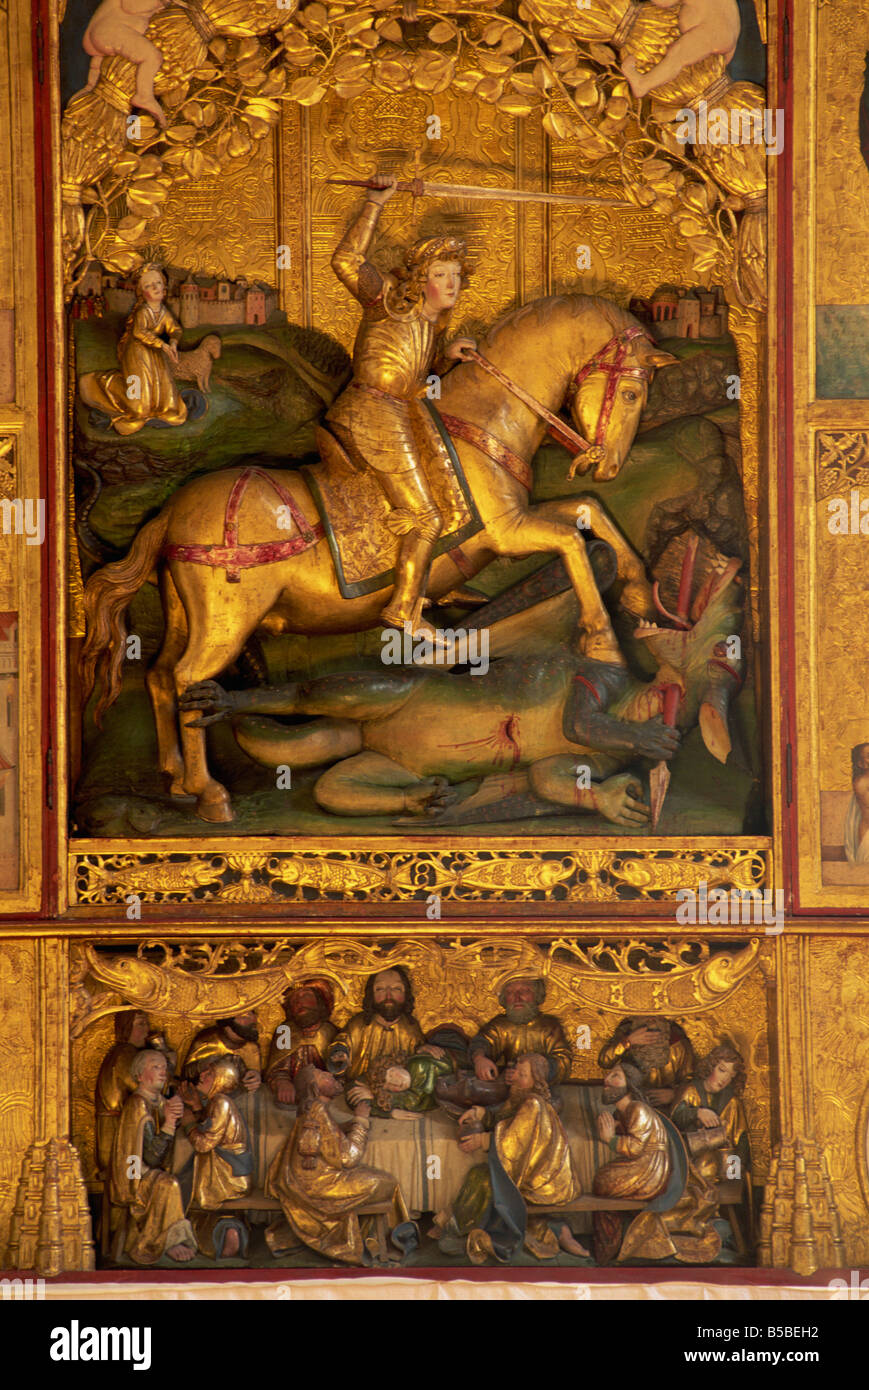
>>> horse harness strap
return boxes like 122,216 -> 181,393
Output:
162,466 -> 324,582
464,348 -> 601,465
439,331 -> 651,480
567,326 -> 651,446
436,411 -> 533,492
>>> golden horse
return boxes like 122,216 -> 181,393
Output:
81,294 -> 675,822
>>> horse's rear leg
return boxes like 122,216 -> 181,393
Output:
174,579 -> 279,823
146,569 -> 189,797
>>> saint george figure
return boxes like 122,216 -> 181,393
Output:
434,1053 -> 589,1263
265,1065 -> 415,1265
470,976 -> 572,1086
265,978 -> 337,1106
325,174 -> 477,641
844,743 -> 869,864
327,967 -> 443,1083
79,264 -> 187,435
95,1008 -> 150,1177
598,1014 -> 695,1110
178,1011 -> 262,1093
109,1049 -> 197,1265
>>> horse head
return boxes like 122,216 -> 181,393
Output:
565,323 -> 677,482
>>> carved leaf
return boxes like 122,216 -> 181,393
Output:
413,51 -> 456,93
475,76 -> 504,103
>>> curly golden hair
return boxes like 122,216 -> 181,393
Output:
696,1043 -> 746,1097
384,235 -> 472,321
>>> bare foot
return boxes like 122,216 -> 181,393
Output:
132,95 -> 167,129
167,1243 -> 195,1262
221,1227 -> 240,1257
620,57 -> 646,99
558,1223 -> 590,1258
402,777 -> 453,815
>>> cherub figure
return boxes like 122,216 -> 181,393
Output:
79,0 -> 187,127
621,0 -> 742,100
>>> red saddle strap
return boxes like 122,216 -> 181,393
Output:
437,411 -> 533,493
163,466 -> 323,582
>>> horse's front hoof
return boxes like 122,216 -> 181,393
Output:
620,578 -> 655,621
196,787 -> 234,823
582,630 -> 627,666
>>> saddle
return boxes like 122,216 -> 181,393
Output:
303,402 -> 482,600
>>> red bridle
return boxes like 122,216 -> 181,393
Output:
566,326 -> 653,446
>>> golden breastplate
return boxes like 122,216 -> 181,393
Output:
352,311 -> 438,399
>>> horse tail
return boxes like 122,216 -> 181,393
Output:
81,510 -> 170,726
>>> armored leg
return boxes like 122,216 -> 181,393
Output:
375,466 -> 443,627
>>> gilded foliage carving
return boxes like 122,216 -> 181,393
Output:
808,939 -> 869,1264
60,0 -> 766,306
70,841 -> 771,906
815,0 -> 869,304
816,431 -> 869,500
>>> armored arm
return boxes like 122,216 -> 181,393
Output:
331,200 -> 386,306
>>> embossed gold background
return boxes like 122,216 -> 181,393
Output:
814,1 -> 869,305
808,937 -> 869,1263
792,2 -> 869,902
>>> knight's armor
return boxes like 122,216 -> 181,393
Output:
326,198 -> 461,629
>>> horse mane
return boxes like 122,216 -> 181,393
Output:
479,294 -> 639,351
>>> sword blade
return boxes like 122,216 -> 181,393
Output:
421,180 -> 633,209
324,177 -> 634,209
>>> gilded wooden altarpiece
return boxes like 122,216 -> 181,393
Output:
2,0 -> 869,1298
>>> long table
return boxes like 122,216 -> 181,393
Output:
173,1083 -> 610,1223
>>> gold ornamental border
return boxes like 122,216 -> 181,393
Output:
70,934 -> 767,1036
68,833 -> 772,911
